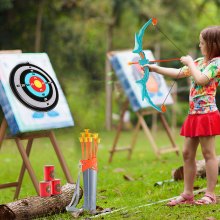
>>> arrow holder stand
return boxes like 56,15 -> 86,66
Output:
82,163 -> 97,211
66,130 -> 99,214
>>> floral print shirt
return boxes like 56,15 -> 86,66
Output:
181,57 -> 220,114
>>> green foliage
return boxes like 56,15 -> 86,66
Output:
175,102 -> 189,126
63,75 -> 106,131
0,0 -> 13,11
0,0 -> 220,129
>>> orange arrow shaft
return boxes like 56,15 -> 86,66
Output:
150,58 -> 180,63
80,142 -> 85,159
128,58 -> 180,65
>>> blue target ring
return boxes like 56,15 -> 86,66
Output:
24,72 -> 50,97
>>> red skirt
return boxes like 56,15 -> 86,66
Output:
180,111 -> 220,137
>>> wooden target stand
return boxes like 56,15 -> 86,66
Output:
0,50 -> 73,199
109,99 -> 179,163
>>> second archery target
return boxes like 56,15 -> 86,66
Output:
109,50 -> 174,112
9,63 -> 59,112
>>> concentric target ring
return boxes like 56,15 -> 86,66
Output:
9,63 -> 59,112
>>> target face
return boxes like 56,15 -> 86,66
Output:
9,63 -> 59,112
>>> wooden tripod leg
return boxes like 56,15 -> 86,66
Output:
108,99 -> 129,163
49,131 -> 74,183
136,112 -> 160,158
14,138 -> 33,199
15,138 -> 39,195
128,118 -> 141,160
159,114 -> 179,155
0,117 -> 7,150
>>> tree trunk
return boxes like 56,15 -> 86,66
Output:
105,19 -> 115,131
35,0 -> 44,52
0,183 -> 83,220
172,156 -> 220,181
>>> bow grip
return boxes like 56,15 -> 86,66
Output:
139,58 -> 149,66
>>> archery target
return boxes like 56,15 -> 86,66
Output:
9,63 -> 59,112
110,50 -> 174,112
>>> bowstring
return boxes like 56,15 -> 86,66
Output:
153,24 -> 186,107
154,25 -> 186,55
161,67 -> 183,106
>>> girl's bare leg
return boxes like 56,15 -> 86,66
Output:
167,137 -> 199,205
200,136 -> 218,194
182,137 -> 199,195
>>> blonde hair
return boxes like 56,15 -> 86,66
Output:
201,26 -> 220,60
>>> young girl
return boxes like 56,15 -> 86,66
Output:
147,25 -> 220,205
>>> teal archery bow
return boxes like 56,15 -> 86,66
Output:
133,18 -> 166,112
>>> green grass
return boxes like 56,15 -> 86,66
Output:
1,128 -> 220,219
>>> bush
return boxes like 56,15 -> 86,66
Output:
64,75 -> 106,132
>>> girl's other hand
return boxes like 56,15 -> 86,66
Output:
143,64 -> 158,72
180,55 -> 194,66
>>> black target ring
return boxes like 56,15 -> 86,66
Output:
9,63 -> 59,112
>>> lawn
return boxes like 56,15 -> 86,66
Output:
1,127 -> 220,219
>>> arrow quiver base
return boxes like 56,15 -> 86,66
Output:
66,130 -> 100,213
66,159 -> 98,212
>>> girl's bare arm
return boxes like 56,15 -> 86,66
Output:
146,65 -> 186,79
180,56 -> 209,86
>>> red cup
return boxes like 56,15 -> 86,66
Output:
51,179 -> 61,195
44,165 -> 55,181
39,181 -> 51,197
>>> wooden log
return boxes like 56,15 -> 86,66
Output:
172,156 -> 220,181
0,183 -> 83,220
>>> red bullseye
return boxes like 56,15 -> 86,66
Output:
30,76 -> 46,92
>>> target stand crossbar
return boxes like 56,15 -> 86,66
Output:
108,99 -> 179,163
0,117 -> 74,199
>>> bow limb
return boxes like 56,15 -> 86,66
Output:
136,65 -> 162,112
133,18 -> 153,53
